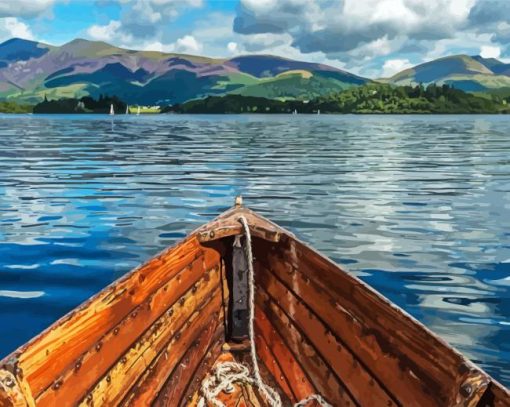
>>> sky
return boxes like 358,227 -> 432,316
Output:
0,0 -> 509,78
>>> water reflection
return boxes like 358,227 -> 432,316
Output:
0,114 -> 509,384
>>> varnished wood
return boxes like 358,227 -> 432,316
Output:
12,235 -> 209,398
256,264 -> 398,406
77,286 -> 222,406
254,235 -> 492,406
119,306 -> 223,406
253,307 -> 315,403
0,203 -> 508,407
36,258 -> 220,407
256,294 -> 358,407
195,207 -> 283,243
152,329 -> 223,406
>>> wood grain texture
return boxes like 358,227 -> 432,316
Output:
8,235 -> 217,400
476,381 -> 510,407
254,331 -> 294,402
151,328 -> 224,407
36,256 -> 220,407
256,293 -> 358,407
195,207 -> 283,244
77,276 -> 222,406
257,265 -> 398,407
0,370 -> 30,407
253,307 -> 315,403
177,339 -> 224,407
119,305 -> 223,406
254,235 -> 490,406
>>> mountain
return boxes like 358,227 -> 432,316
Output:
386,55 -> 510,92
0,38 -> 369,105
472,55 -> 510,76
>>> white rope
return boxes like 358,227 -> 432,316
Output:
197,216 -> 332,407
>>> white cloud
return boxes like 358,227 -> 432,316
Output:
230,0 -> 510,69
170,35 -> 202,54
87,20 -> 123,42
0,18 -> 34,42
382,58 -> 413,77
480,45 -> 501,59
0,0 -> 57,18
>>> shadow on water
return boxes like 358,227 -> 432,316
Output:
0,113 -> 509,384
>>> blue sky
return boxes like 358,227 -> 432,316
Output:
0,0 -> 508,78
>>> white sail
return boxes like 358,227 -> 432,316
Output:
317,109 -> 320,115
109,104 -> 114,115
137,106 -> 141,116
126,105 -> 129,114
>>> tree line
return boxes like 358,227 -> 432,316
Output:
164,83 -> 509,114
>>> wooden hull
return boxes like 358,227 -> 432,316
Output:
0,204 -> 508,406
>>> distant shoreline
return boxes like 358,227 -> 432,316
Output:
3,83 -> 509,115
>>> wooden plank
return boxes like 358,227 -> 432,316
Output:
0,369 -> 30,407
257,265 -> 398,407
256,293 -> 358,407
253,306 -> 317,403
76,279 -> 222,406
151,328 -> 224,407
254,330 -> 294,402
10,235 -> 215,398
177,340 -> 224,407
254,236 -> 490,406
120,305 -> 223,405
477,382 -> 510,407
36,257 -> 220,406
195,208 -> 282,244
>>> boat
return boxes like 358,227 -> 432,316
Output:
109,104 -> 114,115
137,106 -> 141,116
126,105 -> 129,115
0,197 -> 508,406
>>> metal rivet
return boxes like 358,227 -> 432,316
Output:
3,377 -> 15,388
460,383 -> 472,397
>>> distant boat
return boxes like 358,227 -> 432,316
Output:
317,109 -> 320,115
109,104 -> 114,115
126,105 -> 129,115
137,106 -> 141,116
293,109 -> 297,115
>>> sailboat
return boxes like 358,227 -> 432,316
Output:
317,109 -> 321,115
137,106 -> 141,116
109,104 -> 114,115
293,109 -> 297,115
125,105 -> 129,115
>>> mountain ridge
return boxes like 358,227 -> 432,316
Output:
1,37 -> 510,104
385,54 -> 510,92
0,37 -> 368,105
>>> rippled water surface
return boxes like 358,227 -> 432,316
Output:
0,114 -> 509,384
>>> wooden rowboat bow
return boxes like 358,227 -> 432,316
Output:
0,197 -> 509,406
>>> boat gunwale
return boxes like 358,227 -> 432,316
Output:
0,202 -> 509,406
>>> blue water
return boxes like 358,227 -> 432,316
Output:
0,114 -> 509,385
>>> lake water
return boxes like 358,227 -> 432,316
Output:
0,114 -> 509,385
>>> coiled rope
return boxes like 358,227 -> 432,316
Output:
198,216 -> 331,407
